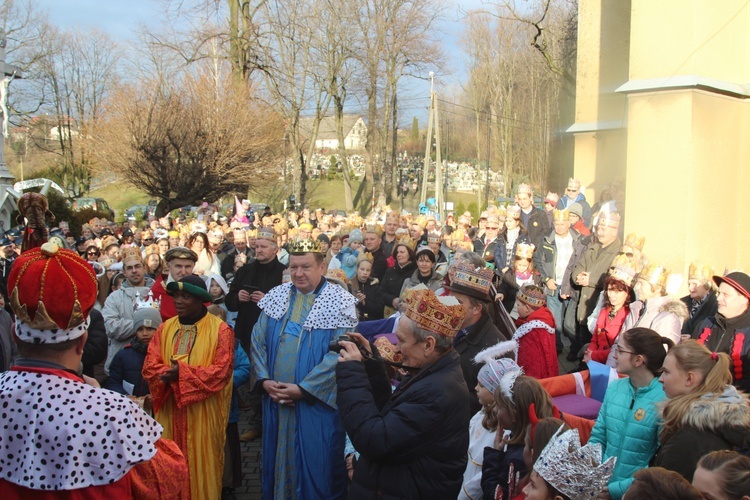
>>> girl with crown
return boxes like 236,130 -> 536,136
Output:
496,243 -> 543,319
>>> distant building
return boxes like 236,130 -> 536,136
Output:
300,115 -> 367,152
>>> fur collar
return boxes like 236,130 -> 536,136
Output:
666,385 -> 750,440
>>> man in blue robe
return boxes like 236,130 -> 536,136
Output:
251,238 -> 357,499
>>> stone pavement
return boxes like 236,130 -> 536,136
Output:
234,409 -> 262,500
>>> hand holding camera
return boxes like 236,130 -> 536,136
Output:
332,332 -> 372,363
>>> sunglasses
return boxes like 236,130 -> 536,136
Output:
485,226 -> 499,230
87,251 -> 99,256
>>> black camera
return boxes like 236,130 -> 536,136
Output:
329,334 -> 353,353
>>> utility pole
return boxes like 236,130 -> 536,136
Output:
434,92 -> 442,221
420,72 -> 435,206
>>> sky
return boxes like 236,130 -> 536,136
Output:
34,0 -> 490,124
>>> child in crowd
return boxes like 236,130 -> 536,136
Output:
334,228 -> 363,279
481,375 -> 556,499
511,285 -> 558,379
524,427 -> 616,500
623,467 -> 702,500
205,273 -> 237,329
692,450 -> 750,500
459,343 -> 522,500
105,307 -> 162,398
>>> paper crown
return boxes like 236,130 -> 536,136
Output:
141,230 -> 152,239
544,192 -> 559,204
134,289 -> 162,311
365,224 -> 383,237
153,228 -> 168,240
688,262 -> 714,283
534,428 -> 616,500
144,244 -> 160,257
396,235 -> 417,251
402,285 -> 466,338
256,226 -> 276,242
474,341 -> 523,397
373,336 -> 402,364
448,260 -> 495,301
517,284 -> 546,309
325,268 -> 350,287
597,211 -> 621,228
426,231 -> 442,244
515,243 -> 536,260
298,222 -> 313,232
609,254 -> 637,287
357,251 -> 374,265
190,222 -> 207,235
567,178 -> 581,188
485,214 -> 501,227
450,229 -> 467,242
552,209 -> 569,222
506,204 -> 521,219
517,183 -> 533,195
624,233 -> 646,251
245,228 -> 258,238
640,263 -> 669,289
168,229 -> 179,237
9,243 -> 98,344
288,238 -> 322,254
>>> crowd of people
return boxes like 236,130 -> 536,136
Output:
0,181 -> 748,499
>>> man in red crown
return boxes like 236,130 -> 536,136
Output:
0,243 -> 188,498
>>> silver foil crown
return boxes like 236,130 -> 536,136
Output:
534,427 -> 616,500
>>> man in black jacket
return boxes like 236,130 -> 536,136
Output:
447,260 -> 508,414
225,226 -> 286,441
364,224 -> 388,281
517,183 -> 549,245
681,263 -> 718,338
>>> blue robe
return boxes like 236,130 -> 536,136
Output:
251,280 -> 356,500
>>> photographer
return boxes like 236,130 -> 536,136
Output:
336,286 -> 471,499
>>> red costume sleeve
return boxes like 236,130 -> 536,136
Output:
171,323 -> 235,409
142,324 -> 173,415
130,438 -> 190,499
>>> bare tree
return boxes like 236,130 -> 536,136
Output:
95,72 -> 282,216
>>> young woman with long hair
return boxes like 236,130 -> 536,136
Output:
654,340 -> 750,481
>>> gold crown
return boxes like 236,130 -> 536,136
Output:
448,261 -> 494,300
357,251 -> 374,265
451,229 -> 467,242
515,243 -> 535,260
517,183 -> 533,195
506,204 -> 521,219
402,285 -> 466,338
688,262 -> 714,283
246,228 -> 258,238
365,224 -> 383,237
640,263 -> 669,289
396,235 -> 417,251
517,284 -> 546,308
288,238 -> 322,254
553,209 -> 570,222
609,254 -> 637,287
426,231 -> 442,244
121,246 -> 143,264
624,233 -> 646,251
567,178 -> 581,189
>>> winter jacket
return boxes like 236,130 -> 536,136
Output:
570,237 -> 621,322
557,193 -> 592,227
0,309 -> 14,372
513,307 -> 558,379
105,342 -> 150,397
454,312 -> 508,415
654,385 -> 750,481
83,308 -> 108,378
102,276 -> 156,373
493,230 -> 531,275
381,262 -> 417,309
681,291 -> 718,338
336,350 -> 470,499
696,308 -> 750,394
589,305 -> 629,364
473,237 -> 499,266
534,229 -> 581,295
622,295 -> 687,346
353,278 -> 386,321
521,206 -> 550,246
337,247 -> 360,279
480,441 -> 525,500
588,376 -> 666,499
370,246 -> 389,282
399,269 -> 443,297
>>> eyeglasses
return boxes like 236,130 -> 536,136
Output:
485,226 -> 499,230
87,251 -> 99,256
566,188 -> 578,192
618,251 -> 635,258
612,344 -> 635,355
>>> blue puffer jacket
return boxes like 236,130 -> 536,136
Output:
105,343 -> 150,397
588,376 -> 666,499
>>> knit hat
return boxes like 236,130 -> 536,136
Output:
474,341 -> 523,396
133,307 -> 162,331
568,203 -> 583,218
9,243 -> 98,344
348,229 -> 364,243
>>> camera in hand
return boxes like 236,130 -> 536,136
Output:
329,334 -> 353,353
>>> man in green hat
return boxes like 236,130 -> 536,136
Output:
143,274 -> 234,499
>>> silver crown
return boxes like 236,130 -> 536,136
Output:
534,428 -> 616,500
134,290 -> 162,311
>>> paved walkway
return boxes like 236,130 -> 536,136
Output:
234,410 -> 262,500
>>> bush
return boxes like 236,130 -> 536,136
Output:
467,202 -> 479,222
455,201 -> 466,217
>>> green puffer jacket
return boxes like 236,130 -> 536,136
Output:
588,376 -> 666,499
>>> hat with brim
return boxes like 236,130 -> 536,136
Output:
713,272 -> 750,301
166,275 -> 213,302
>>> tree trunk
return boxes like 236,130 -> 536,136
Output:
390,92 -> 399,201
334,96 -> 353,211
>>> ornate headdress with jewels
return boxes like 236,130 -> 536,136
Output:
534,427 -> 616,500
9,243 -> 98,344
609,254 -> 637,287
288,238 -> 322,254
447,260 -> 495,301
402,284 -> 466,339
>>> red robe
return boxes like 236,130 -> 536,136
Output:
151,275 -> 177,321
513,307 -> 559,379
